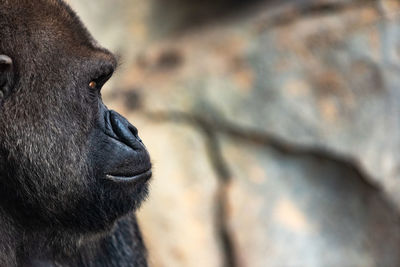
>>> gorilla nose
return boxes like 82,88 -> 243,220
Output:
104,110 -> 143,150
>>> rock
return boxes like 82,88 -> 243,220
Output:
221,137 -> 400,267
115,0 -> 400,209
129,114 -> 222,267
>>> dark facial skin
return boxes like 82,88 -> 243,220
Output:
0,0 -> 151,266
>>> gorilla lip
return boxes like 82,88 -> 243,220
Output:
105,169 -> 152,184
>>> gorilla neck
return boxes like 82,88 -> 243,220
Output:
0,207 -> 105,266
0,207 -> 18,266
0,209 -> 147,267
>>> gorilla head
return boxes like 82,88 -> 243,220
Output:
0,0 -> 151,251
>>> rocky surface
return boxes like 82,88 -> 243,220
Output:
68,0 -> 400,266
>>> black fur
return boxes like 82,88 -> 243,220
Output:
0,1 -> 151,266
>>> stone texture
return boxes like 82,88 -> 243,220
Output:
222,137 -> 400,267
121,1 -> 400,206
137,120 -> 221,267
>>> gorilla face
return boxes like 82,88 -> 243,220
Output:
0,0 -> 151,235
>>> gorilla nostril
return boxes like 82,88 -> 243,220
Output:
128,124 -> 143,143
128,124 -> 138,138
107,110 -> 142,150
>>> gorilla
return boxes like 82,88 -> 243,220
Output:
0,0 -> 151,266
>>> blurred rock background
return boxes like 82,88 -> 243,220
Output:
67,0 -> 400,266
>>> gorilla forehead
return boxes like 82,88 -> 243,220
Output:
0,0 -> 116,76
1,0 -> 95,46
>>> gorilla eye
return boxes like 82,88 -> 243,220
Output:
89,70 -> 113,91
89,81 -> 97,89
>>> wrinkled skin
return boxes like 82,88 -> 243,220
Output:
0,0 -> 151,266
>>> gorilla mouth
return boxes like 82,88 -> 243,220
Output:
105,169 -> 152,184
97,107 -> 152,185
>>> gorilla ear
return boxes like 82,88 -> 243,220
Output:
0,55 -> 12,68
0,55 -> 12,73
0,55 -> 14,103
